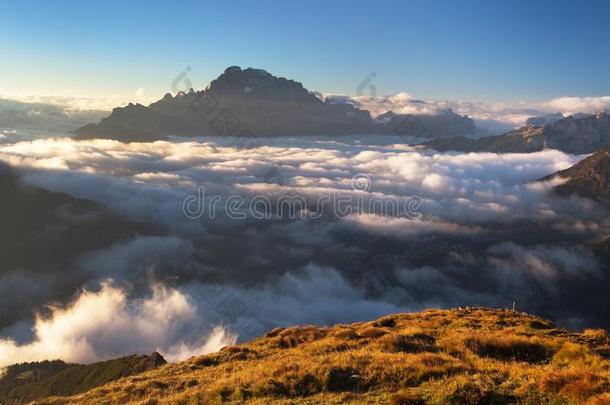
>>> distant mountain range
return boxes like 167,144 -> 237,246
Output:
75,66 -> 476,141
374,110 -> 476,138
424,112 -> 610,154
74,68 -> 610,155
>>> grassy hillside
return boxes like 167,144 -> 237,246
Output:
0,353 -> 165,404
27,308 -> 610,404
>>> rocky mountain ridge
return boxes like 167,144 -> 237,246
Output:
424,112 -> 610,154
75,66 -> 476,141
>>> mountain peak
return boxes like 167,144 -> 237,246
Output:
207,66 -> 320,104
224,65 -> 242,73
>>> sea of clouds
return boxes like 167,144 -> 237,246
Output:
0,131 -> 609,367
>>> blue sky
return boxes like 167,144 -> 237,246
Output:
1,0 -> 610,102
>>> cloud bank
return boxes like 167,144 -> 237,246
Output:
328,93 -> 610,133
0,135 -> 608,365
0,281 -> 236,367
0,98 -> 106,137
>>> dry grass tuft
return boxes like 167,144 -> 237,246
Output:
276,326 -> 328,349
540,368 -> 604,402
389,390 -> 426,405
463,333 -> 554,363
377,332 -> 437,353
357,326 -> 389,339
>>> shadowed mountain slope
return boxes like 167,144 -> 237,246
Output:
0,353 -> 166,404
546,146 -> 610,199
0,162 -> 161,328
0,166 -> 155,272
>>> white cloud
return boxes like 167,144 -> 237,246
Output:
328,93 -> 610,132
0,264 -> 403,366
344,214 -> 481,238
542,96 -> 610,115
0,281 -> 236,367
0,94 -> 157,112
0,137 -> 594,229
186,265 -> 402,331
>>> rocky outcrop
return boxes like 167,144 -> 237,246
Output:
544,146 -> 610,199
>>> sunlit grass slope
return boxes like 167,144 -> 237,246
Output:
38,308 -> 610,404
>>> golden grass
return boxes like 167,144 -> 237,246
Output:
36,308 -> 610,404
